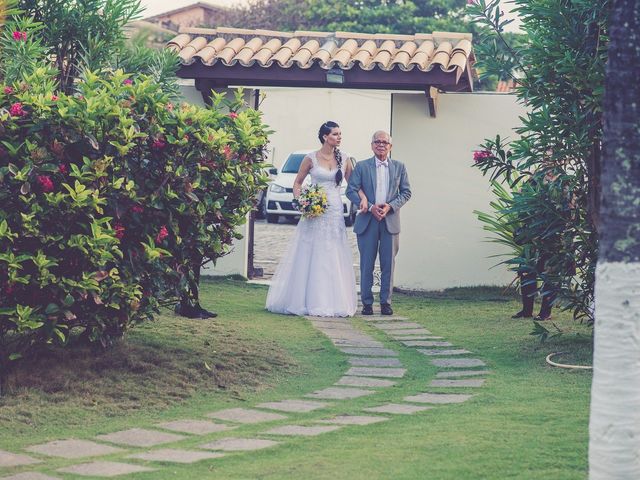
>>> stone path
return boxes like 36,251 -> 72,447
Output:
1,308 -> 490,479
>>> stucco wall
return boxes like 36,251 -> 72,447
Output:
258,87 -> 391,168
391,92 -> 527,290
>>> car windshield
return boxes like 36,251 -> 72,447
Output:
281,153 -> 308,173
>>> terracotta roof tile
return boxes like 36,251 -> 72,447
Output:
167,26 -> 475,76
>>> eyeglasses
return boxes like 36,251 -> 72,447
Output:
373,140 -> 391,146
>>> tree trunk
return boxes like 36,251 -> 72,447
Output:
589,0 -> 640,478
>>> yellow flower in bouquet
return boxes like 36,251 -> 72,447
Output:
293,184 -> 329,219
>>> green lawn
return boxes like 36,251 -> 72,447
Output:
0,278 -> 592,479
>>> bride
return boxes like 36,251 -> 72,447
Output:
266,121 -> 364,317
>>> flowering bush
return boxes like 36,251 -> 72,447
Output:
0,19 -> 270,375
293,184 -> 329,219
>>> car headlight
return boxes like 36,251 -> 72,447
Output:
269,183 -> 286,193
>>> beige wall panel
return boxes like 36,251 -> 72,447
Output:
391,92 -> 527,290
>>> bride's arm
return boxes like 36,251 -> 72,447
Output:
293,156 -> 313,199
357,189 -> 368,213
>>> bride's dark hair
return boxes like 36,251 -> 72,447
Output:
318,121 -> 343,186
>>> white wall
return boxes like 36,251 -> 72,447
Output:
258,88 -> 391,168
391,92 -> 527,290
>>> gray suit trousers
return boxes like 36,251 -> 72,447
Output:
357,218 -> 399,306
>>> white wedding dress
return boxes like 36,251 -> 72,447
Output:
266,151 -> 357,317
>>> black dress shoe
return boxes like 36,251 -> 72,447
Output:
511,310 -> 533,319
380,303 -> 393,316
361,304 -> 373,315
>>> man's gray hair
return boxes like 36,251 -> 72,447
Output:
371,130 -> 392,143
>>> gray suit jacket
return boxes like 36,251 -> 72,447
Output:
346,157 -> 412,235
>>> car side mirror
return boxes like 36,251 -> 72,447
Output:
268,167 -> 278,175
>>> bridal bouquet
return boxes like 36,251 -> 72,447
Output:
293,184 -> 328,218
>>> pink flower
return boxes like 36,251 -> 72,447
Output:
467,0 -> 477,4
51,95 -> 58,101
156,225 -> 169,243
131,205 -> 144,214
123,78 -> 133,86
12,31 -> 27,41
166,102 -> 174,111
58,164 -> 68,175
37,175 -> 54,192
3,86 -> 13,95
114,223 -> 125,239
228,112 -> 238,119
9,102 -> 25,117
223,145 -> 233,160
151,137 -> 167,150
473,150 -> 493,163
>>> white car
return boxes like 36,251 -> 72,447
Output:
265,150 -> 357,226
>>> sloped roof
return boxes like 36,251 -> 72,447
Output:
145,2 -> 229,21
167,27 -> 476,92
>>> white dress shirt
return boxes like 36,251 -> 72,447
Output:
375,156 -> 389,206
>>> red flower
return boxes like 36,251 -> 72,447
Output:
37,175 -> 54,192
58,164 -> 69,175
3,86 -> 13,95
223,145 -> 233,160
9,102 -> 25,117
228,112 -> 238,119
123,78 -> 133,86
51,95 -> 59,101
114,223 -> 125,239
156,225 -> 169,243
473,150 -> 493,163
151,138 -> 167,150
12,31 -> 27,41
131,205 -> 144,214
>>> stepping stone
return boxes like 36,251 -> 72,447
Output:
263,425 -> 341,436
126,448 -> 224,463
256,399 -> 330,413
199,438 -> 279,451
432,358 -> 486,368
348,357 -> 402,367
404,393 -> 473,404
25,440 -> 123,459
346,367 -> 406,378
333,340 -> 385,348
57,461 -> 154,477
1,473 -> 61,480
206,408 -> 287,424
305,387 -> 376,400
339,347 -> 398,357
361,316 -> 408,321
430,379 -> 485,388
418,349 -> 471,356
363,403 -> 433,415
96,428 -> 185,447
335,376 -> 396,388
373,322 -> 424,330
316,415 -> 388,425
391,335 -> 443,340
436,370 -> 491,378
385,329 -> 432,335
0,450 -> 41,467
156,419 -> 235,435
402,341 -> 453,347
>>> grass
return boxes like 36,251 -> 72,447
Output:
0,278 -> 592,479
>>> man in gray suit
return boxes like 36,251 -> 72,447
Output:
346,131 -> 412,315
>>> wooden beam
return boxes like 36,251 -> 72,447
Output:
426,87 -> 439,118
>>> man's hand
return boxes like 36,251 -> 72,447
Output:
359,197 -> 369,214
371,204 -> 389,221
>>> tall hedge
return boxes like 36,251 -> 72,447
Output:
0,20 -> 270,379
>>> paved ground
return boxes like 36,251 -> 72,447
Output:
253,219 -> 363,281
